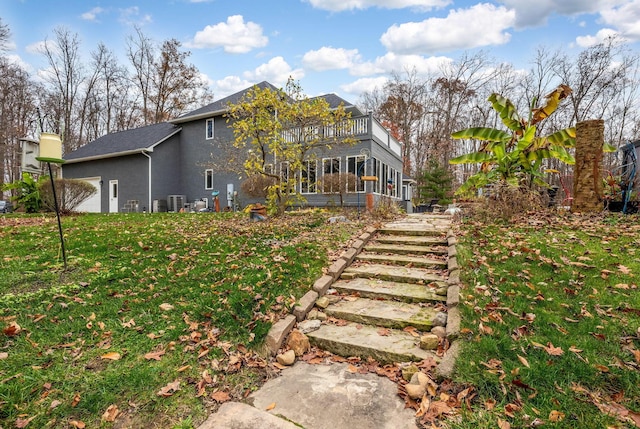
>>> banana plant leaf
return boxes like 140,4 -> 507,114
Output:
451,127 -> 511,142
449,151 -> 495,165
488,93 -> 524,132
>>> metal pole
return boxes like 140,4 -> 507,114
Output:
47,162 -> 67,269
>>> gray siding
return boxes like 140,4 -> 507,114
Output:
63,154 -> 148,212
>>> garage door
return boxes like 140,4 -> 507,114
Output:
75,177 -> 102,213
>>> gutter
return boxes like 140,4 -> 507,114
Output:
142,150 -> 152,212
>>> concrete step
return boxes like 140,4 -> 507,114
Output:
364,243 -> 448,256
356,253 -> 447,268
374,235 -> 448,246
332,278 -> 446,303
377,227 -> 447,237
199,402 -> 300,429
342,263 -> 447,286
307,322 -> 439,364
325,297 -> 437,331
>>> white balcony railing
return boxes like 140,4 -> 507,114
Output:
281,114 -> 402,158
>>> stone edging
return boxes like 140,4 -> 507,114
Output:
265,225 -> 377,355
434,229 -> 462,380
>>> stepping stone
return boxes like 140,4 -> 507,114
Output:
377,227 -> 447,237
364,243 -> 448,256
325,297 -> 437,330
307,322 -> 439,363
332,278 -> 446,303
342,264 -> 447,285
356,253 -> 446,268
374,235 -> 448,246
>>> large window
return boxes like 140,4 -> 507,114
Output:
322,157 -> 341,193
280,162 -> 295,193
301,160 -> 317,194
206,118 -> 214,140
205,169 -> 214,190
347,155 -> 366,192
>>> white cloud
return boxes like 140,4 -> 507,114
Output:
118,7 -> 152,26
190,15 -> 268,54
213,76 -> 256,99
350,52 -> 452,76
242,56 -> 304,86
81,7 -> 105,22
599,0 -> 640,39
380,3 -> 516,55
575,28 -> 622,47
498,0 -> 618,28
305,0 -> 449,12
340,77 -> 390,97
26,40 -> 48,55
302,47 -> 361,71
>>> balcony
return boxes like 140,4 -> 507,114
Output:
281,112 -> 402,159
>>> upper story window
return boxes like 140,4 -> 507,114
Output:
206,118 -> 214,140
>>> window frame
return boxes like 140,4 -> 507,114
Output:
206,118 -> 214,140
204,169 -> 214,190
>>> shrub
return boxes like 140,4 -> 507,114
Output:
1,172 -> 42,213
241,174 -> 277,198
468,182 -> 547,221
38,178 -> 97,215
317,173 -> 357,207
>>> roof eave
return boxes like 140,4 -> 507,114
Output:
63,148 -> 152,164
170,109 -> 227,124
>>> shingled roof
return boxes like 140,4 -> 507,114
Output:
171,81 -> 281,124
63,122 -> 181,163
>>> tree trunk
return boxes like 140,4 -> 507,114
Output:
572,119 -> 604,212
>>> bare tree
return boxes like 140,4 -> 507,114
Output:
128,28 -> 213,125
40,27 -> 86,153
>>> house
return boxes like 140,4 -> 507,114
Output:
62,81 -> 405,213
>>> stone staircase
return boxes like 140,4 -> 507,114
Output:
306,214 -> 455,364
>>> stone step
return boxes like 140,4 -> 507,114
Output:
364,243 -> 448,256
378,227 -> 447,237
374,235 -> 448,246
342,264 -> 447,285
325,297 -> 437,331
307,322 -> 439,364
356,253 -> 447,268
332,278 -> 446,303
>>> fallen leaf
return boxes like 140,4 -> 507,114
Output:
497,418 -> 511,429
0,352 -> 8,359
157,380 -> 181,397
544,342 -> 564,356
377,328 -> 390,336
71,392 -> 81,407
265,402 -> 276,411
618,265 -> 632,275
3,321 -> 21,336
177,365 -> 191,372
101,352 -> 121,360
102,404 -> 120,422
517,355 -> 530,368
144,350 -> 166,361
69,420 -> 86,428
50,399 -> 62,409
159,303 -> 174,311
15,416 -> 35,428
549,410 -> 565,422
211,390 -> 231,403
595,364 -> 610,373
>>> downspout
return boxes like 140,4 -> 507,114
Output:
142,151 -> 152,212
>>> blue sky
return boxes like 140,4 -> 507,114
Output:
2,0 -> 640,102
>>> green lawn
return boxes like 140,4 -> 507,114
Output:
0,211 -> 363,428
452,212 -> 640,428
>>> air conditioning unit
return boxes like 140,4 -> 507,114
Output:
153,199 -> 167,212
167,195 -> 186,212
